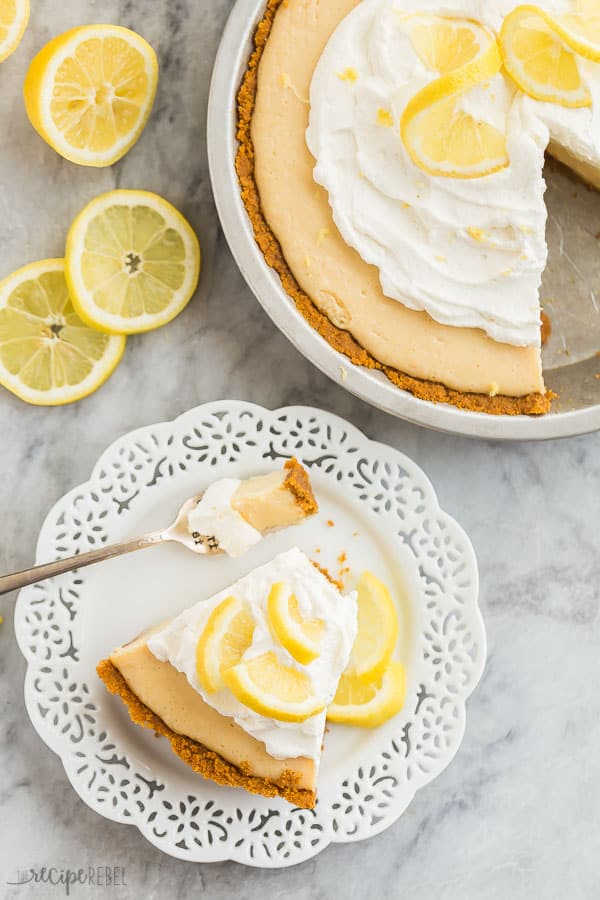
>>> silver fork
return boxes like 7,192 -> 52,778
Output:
0,493 -> 221,597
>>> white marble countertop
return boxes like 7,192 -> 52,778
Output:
1,1 -> 600,897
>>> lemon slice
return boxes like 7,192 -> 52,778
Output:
196,596 -> 255,694
23,24 -> 158,167
224,651 -> 326,723
0,259 -> 125,406
267,582 -> 325,665
500,5 -> 593,107
556,0 -> 600,60
403,13 -> 486,73
65,190 -> 201,335
0,0 -> 29,63
327,662 -> 407,727
400,19 -> 509,178
345,571 -> 399,684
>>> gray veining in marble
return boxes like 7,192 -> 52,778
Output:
1,1 -> 600,897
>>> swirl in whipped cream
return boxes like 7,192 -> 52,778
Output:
306,0 -> 600,347
148,548 -> 358,762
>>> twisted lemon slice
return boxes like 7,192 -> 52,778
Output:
500,4 -> 600,108
345,571 -> 399,684
558,0 -> 600,58
0,0 -> 29,63
196,596 -> 255,694
402,13 -> 483,74
267,582 -> 325,665
327,663 -> 407,727
327,572 -> 405,727
400,17 -> 508,178
224,651 -> 326,723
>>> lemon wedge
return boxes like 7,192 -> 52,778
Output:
0,259 -> 125,406
0,0 -> 29,63
400,18 -> 508,178
65,189 -> 201,335
196,596 -> 255,694
345,571 -> 399,684
267,582 -> 325,665
224,651 -> 326,723
327,662 -> 407,727
24,24 -> 158,167
500,5 -> 595,108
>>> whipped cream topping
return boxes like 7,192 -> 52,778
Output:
187,478 -> 262,558
148,548 -> 358,762
306,0 -> 600,348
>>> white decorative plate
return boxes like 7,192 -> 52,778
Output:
15,401 -> 485,867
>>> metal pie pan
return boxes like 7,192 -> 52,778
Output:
207,0 -> 600,441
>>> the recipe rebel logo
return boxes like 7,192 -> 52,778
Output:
6,866 -> 127,895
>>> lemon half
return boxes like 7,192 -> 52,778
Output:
66,189 -> 201,335
24,24 -> 158,167
0,258 -> 125,406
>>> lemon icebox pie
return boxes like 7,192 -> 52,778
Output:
98,549 -> 357,808
238,0 -> 600,415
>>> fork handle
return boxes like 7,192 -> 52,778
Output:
0,532 -> 164,597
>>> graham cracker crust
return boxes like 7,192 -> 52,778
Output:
235,0 -> 553,417
97,658 -> 316,809
311,559 -> 344,592
283,457 -> 318,516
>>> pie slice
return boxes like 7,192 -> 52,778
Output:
187,458 -> 318,556
230,458 -> 317,531
97,548 -> 357,808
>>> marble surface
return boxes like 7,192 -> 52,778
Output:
1,1 -> 600,897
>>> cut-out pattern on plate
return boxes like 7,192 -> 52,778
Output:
15,402 -> 485,867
